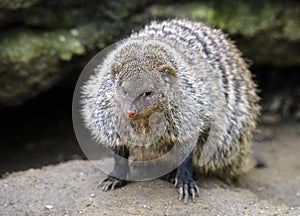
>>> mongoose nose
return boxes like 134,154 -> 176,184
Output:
127,110 -> 137,117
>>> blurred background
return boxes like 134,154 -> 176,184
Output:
0,0 -> 299,175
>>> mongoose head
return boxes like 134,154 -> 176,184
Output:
110,41 -> 177,119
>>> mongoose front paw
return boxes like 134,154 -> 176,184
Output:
101,176 -> 127,191
174,176 -> 200,204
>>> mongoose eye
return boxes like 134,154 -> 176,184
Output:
144,91 -> 153,98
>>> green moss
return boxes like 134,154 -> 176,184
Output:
0,29 -> 85,63
205,0 -> 300,39
148,0 -> 300,41
191,6 -> 215,23
145,0 -> 300,66
0,0 -> 40,10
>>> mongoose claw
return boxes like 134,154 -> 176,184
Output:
191,184 -> 200,202
175,178 -> 200,204
101,176 -> 127,191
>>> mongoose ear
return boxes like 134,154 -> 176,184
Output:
111,62 -> 123,80
158,64 -> 177,78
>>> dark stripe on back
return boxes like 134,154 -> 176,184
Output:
171,21 -> 230,102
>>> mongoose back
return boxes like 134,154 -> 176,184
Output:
81,19 -> 260,203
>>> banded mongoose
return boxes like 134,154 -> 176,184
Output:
81,19 -> 260,203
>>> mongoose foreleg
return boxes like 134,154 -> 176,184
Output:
174,153 -> 200,203
101,146 -> 129,191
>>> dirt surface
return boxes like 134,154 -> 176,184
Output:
241,122 -> 300,207
0,122 -> 300,215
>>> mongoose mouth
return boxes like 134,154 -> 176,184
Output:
126,106 -> 158,119
126,110 -> 149,119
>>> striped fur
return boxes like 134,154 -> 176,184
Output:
81,19 -> 260,179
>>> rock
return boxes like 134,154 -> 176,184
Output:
0,0 -> 299,107
146,1 -> 300,66
0,0 -> 40,10
0,0 -> 151,107
1,160 -> 299,215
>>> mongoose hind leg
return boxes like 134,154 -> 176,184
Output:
101,146 -> 130,191
174,153 -> 200,204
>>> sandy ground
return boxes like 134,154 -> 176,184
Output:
0,122 -> 300,215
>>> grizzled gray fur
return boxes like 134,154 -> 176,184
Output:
81,19 -> 260,203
